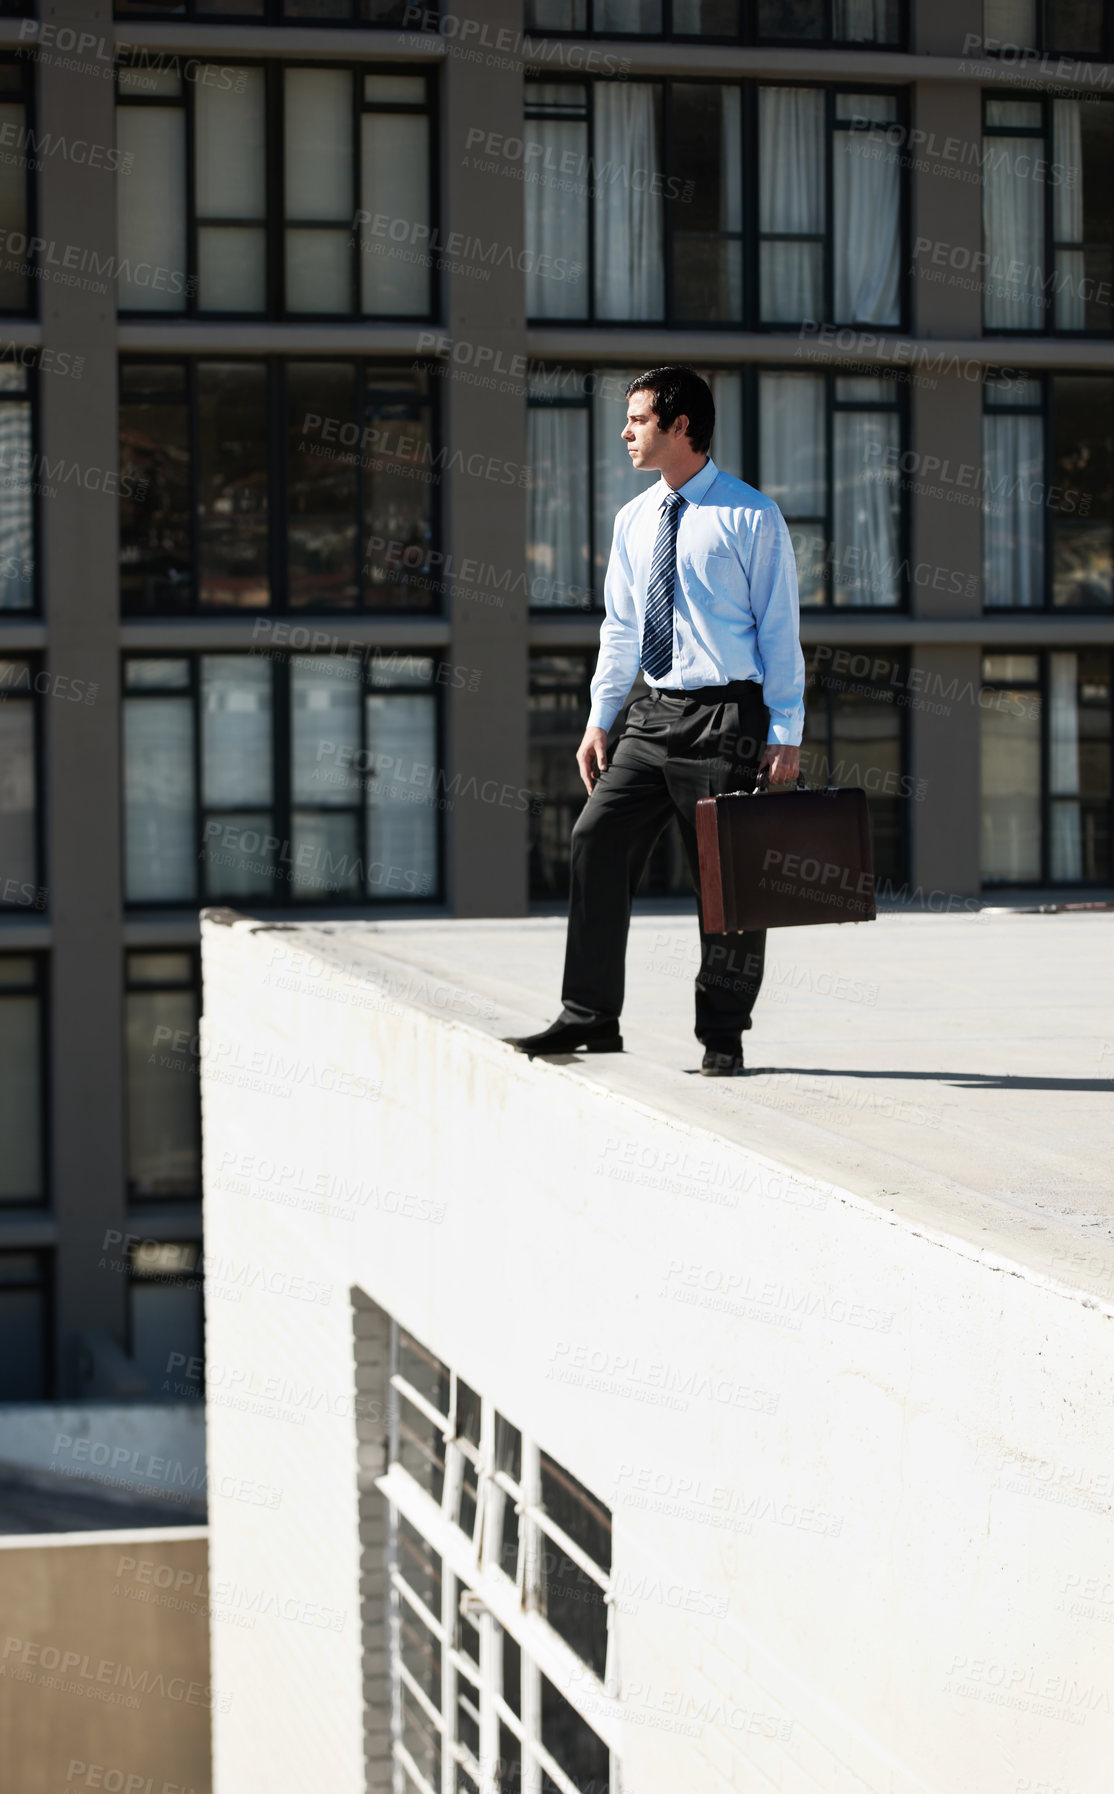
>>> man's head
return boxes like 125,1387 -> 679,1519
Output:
623,367 -> 715,483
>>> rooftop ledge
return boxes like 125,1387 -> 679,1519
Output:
202,904 -> 1113,1299
198,903 -> 1114,1794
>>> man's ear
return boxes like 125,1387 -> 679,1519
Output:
673,413 -> 689,437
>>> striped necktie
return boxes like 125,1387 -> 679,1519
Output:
640,489 -> 685,681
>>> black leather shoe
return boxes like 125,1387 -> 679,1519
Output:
505,1017 -> 622,1056
700,1044 -> 745,1076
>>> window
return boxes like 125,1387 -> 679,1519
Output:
0,657 -> 42,909
119,359 -> 436,613
0,956 -> 45,1207
382,1320 -> 616,1794
802,648 -> 908,883
116,67 -> 433,318
0,364 -> 37,608
125,951 -> 200,1201
0,61 -> 32,314
524,80 -> 905,328
981,0 -> 1111,57
115,0 -> 422,21
760,370 -> 905,608
983,372 -> 1112,609
0,1251 -> 49,1398
526,364 -> 743,611
527,363 -> 906,613
129,1240 -> 204,1401
981,649 -> 1112,884
122,651 -> 441,906
523,0 -> 903,44
982,93 -> 1114,334
529,655 -> 690,901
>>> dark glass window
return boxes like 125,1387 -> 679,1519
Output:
129,1240 -> 204,1400
121,359 -> 436,615
0,656 -> 42,909
802,649 -> 908,886
0,956 -> 45,1207
980,0 -> 1110,56
0,364 -> 35,607
523,0 -> 901,42
0,62 -> 32,312
0,1251 -> 49,1398
541,1676 -> 610,1793
540,1453 -> 610,1679
125,951 -> 200,1201
983,372 -> 1113,611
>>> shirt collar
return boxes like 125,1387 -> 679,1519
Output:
658,457 -> 718,510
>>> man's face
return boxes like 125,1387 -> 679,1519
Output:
622,389 -> 688,472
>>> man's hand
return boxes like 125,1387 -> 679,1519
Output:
760,743 -> 800,787
576,725 -> 609,796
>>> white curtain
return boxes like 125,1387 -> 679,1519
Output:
980,697 -> 1042,881
524,99 -> 589,321
759,88 -> 824,323
527,407 -> 590,608
834,0 -> 894,38
760,372 -> 826,603
593,368 -> 645,588
593,85 -> 664,321
983,133 -> 1044,328
833,411 -> 899,606
983,413 -> 1044,607
1053,101 -> 1085,330
116,108 -> 187,313
1049,651 -> 1082,880
709,371 -> 743,480
834,104 -> 900,324
365,695 -> 437,894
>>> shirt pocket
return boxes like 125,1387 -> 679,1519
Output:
686,546 -> 744,616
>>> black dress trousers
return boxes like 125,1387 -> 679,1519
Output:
559,679 -> 769,1049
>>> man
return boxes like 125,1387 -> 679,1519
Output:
509,366 -> 805,1076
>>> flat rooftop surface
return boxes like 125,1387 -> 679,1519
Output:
245,907 -> 1114,1293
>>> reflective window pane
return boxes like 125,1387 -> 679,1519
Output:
287,362 -> 359,609
126,986 -> 200,1199
197,364 -> 269,608
0,986 -> 41,1202
0,1254 -> 47,1398
0,696 -> 34,896
981,687 -> 1042,881
0,391 -> 33,607
117,108 -> 187,312
124,695 -> 196,902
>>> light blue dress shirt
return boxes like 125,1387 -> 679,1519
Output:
587,457 -> 807,747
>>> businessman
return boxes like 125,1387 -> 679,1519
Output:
509,366 -> 806,1076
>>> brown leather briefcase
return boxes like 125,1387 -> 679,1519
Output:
696,778 -> 876,932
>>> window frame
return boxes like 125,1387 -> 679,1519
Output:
0,1247 -> 52,1399
0,652 -> 45,910
0,954 -> 48,1213
115,61 -> 437,322
802,643 -> 911,888
124,947 -> 202,1203
981,647 -> 1113,888
126,1237 -> 205,1400
0,57 -> 37,319
521,0 -> 908,48
982,368 -> 1114,613
383,1323 -> 617,1794
113,0 -> 433,22
981,88 -> 1114,339
524,76 -> 909,333
525,361 -> 910,614
118,355 -> 442,616
978,0 -> 1114,60
120,648 -> 445,911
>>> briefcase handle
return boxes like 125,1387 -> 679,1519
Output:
748,766 -> 810,795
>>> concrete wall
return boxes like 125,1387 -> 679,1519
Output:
0,1527 -> 211,1794
200,912 -> 1114,1794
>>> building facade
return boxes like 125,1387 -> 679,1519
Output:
0,0 -> 1112,1396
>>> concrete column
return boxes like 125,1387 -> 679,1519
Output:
37,0 -> 126,1389
441,11 -> 529,917
913,0 -> 981,57
910,83 -> 984,340
909,644 -> 983,898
